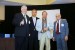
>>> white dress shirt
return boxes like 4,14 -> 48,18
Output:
32,17 -> 36,26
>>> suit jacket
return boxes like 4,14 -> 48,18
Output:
29,17 -> 39,36
13,13 -> 30,37
36,18 -> 53,40
53,19 -> 69,38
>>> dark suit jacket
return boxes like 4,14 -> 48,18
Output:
29,17 -> 39,37
13,13 -> 30,37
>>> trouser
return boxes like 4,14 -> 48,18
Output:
15,36 -> 28,50
29,33 -> 39,50
39,33 -> 51,50
56,34 -> 68,50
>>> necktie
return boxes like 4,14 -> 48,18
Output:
24,15 -> 27,24
56,21 -> 59,34
42,18 -> 47,33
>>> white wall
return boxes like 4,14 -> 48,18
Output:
27,9 -> 60,24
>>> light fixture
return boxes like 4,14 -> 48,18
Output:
6,0 -> 55,5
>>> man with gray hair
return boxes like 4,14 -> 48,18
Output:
13,5 -> 30,50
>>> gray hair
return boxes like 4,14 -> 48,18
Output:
21,5 -> 27,9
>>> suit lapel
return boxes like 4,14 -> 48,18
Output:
54,21 -> 57,30
31,17 -> 39,27
31,17 -> 35,27
20,13 -> 26,24
21,13 -> 24,19
60,19 -> 62,29
26,15 -> 29,24
35,17 -> 38,27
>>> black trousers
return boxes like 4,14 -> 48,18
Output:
29,33 -> 39,50
15,36 -> 28,50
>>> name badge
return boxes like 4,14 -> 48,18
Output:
61,24 -> 64,27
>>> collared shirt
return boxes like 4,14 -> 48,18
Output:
22,13 -> 27,24
56,19 -> 61,32
32,17 -> 36,26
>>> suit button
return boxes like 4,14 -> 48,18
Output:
34,29 -> 35,31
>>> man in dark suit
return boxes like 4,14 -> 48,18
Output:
29,9 -> 39,50
13,5 -> 30,50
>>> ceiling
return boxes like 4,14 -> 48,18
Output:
52,0 -> 75,4
0,0 -> 75,6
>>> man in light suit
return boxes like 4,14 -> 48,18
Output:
53,14 -> 69,50
29,9 -> 39,50
36,11 -> 53,50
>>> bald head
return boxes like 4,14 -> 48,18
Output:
56,13 -> 61,20
21,5 -> 27,14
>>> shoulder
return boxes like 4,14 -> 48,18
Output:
61,19 -> 67,22
15,13 -> 21,15
36,19 -> 42,25
54,21 -> 56,24
29,17 -> 32,19
29,17 -> 32,21
14,13 -> 21,18
26,15 -> 29,17
37,19 -> 41,22
61,19 -> 68,24
62,19 -> 66,20
36,17 -> 39,19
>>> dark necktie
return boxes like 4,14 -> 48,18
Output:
56,21 -> 59,34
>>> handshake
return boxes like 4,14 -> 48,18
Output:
20,19 -> 24,26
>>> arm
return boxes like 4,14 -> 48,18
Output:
48,22 -> 54,34
52,22 -> 56,41
36,19 -> 42,32
64,19 -> 69,36
64,19 -> 69,41
53,22 -> 56,37
12,14 -> 24,27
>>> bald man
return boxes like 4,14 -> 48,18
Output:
13,5 -> 30,50
53,14 -> 69,50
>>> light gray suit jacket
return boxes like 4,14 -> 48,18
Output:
36,19 -> 53,40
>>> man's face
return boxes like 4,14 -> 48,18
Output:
42,12 -> 47,18
21,6 -> 27,14
32,10 -> 37,17
56,14 -> 61,20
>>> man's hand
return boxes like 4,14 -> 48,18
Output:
65,36 -> 68,41
43,28 -> 48,31
52,37 -> 55,41
41,28 -> 48,33
50,29 -> 53,34
20,19 -> 24,26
